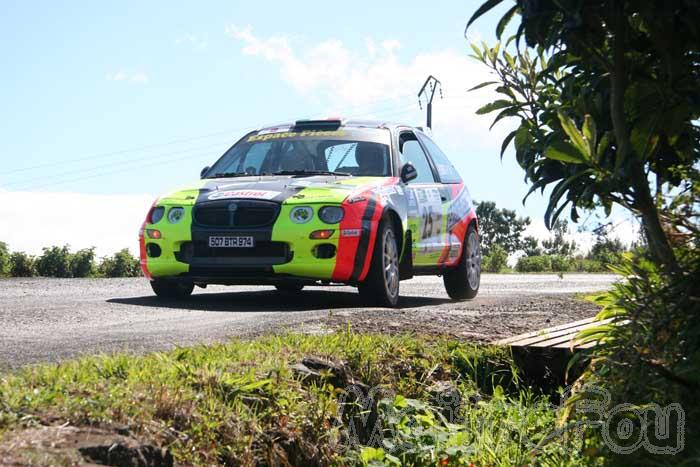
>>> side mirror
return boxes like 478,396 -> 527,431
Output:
400,162 -> 418,183
200,166 -> 210,179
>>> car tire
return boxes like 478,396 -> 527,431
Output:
275,284 -> 304,293
150,279 -> 194,300
358,219 -> 400,307
443,223 -> 481,300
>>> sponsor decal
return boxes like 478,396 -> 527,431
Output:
341,228 -> 362,237
447,187 -> 471,232
208,190 -> 281,200
247,129 -> 346,142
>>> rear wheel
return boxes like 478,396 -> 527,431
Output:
275,284 -> 304,293
358,219 -> 400,307
443,224 -> 481,300
150,279 -> 194,300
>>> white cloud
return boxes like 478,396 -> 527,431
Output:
107,70 -> 149,84
0,191 -> 154,258
225,26 -> 511,147
175,33 -> 209,50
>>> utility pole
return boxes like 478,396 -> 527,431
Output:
417,75 -> 442,129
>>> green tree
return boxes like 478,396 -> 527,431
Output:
9,252 -> 37,277
475,200 -> 530,256
482,244 -> 508,272
70,247 -> 96,278
588,225 -> 626,266
541,220 -> 576,257
521,236 -> 542,257
0,241 -> 9,277
467,0 -> 700,275
36,245 -> 73,278
99,249 -> 141,278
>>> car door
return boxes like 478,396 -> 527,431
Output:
416,131 -> 473,267
397,130 -> 446,266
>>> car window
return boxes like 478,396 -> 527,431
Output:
325,142 -> 390,176
241,142 -> 272,174
399,132 -> 435,184
416,133 -> 462,183
207,129 -> 391,177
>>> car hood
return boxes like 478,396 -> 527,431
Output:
157,175 -> 392,206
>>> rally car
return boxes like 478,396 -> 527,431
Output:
139,119 -> 481,306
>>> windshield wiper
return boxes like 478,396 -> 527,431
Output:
271,170 -> 351,177
206,172 -> 252,179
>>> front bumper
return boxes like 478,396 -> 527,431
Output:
141,208 -> 347,283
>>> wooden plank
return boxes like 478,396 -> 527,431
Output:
495,317 -> 596,345
496,318 -> 611,350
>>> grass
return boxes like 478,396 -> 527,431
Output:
0,331 -> 598,466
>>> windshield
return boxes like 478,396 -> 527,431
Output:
205,128 -> 392,178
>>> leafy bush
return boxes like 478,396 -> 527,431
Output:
0,241 -> 9,277
98,248 -> 141,278
574,251 -> 700,463
482,244 -> 508,272
36,245 -> 73,278
550,255 -> 572,272
570,258 -> 606,273
9,252 -> 36,277
69,247 -> 96,278
515,255 -> 552,273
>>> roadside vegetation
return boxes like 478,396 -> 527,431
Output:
469,0 -> 700,463
0,332 -> 595,466
0,241 -> 141,278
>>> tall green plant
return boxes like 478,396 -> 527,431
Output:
467,0 -> 700,275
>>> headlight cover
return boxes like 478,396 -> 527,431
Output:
319,206 -> 344,224
168,207 -> 185,224
290,206 -> 313,224
150,206 -> 165,224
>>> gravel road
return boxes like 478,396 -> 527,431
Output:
0,274 -> 617,369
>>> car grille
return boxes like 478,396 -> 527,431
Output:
193,200 -> 280,228
176,241 -> 291,266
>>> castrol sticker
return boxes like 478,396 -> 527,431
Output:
208,190 -> 281,200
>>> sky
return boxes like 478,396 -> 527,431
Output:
0,1 -> 638,257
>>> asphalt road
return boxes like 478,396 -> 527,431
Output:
0,274 -> 618,369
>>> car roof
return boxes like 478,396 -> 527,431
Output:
255,119 -> 430,135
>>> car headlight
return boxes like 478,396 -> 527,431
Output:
149,206 -> 165,224
319,206 -> 344,224
168,207 -> 185,224
290,206 -> 313,224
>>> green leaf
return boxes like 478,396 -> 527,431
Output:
544,140 -> 587,164
596,132 -> 611,161
469,43 -> 484,61
557,112 -> 590,159
490,107 -> 519,130
496,5 -> 518,39
513,125 -> 531,152
468,81 -> 498,92
475,99 -> 512,115
360,447 -> 385,463
500,130 -> 517,159
630,125 -> 660,160
466,0 -> 506,32
582,114 -> 597,156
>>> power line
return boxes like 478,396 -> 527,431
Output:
4,97 -> 454,191
3,138 -> 236,189
0,125 -> 254,176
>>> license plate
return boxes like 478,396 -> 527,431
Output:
208,236 -> 255,248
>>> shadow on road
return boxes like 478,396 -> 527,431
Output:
107,289 -> 451,312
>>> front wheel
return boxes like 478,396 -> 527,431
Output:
443,224 -> 481,300
358,219 -> 400,307
150,279 -> 194,300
